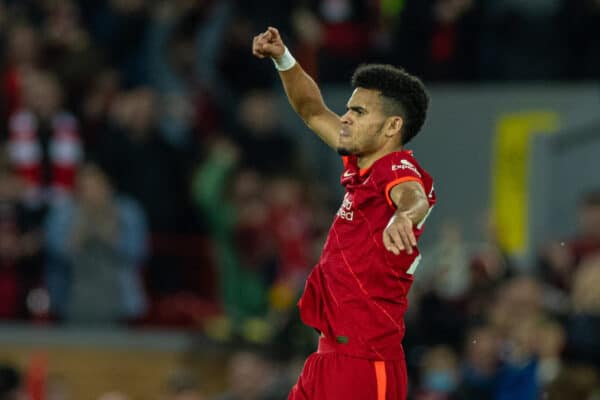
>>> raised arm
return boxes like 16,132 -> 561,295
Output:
252,27 -> 340,149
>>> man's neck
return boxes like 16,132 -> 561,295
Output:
357,146 -> 404,170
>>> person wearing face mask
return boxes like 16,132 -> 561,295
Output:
415,345 -> 461,400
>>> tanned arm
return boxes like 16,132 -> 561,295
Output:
252,27 -> 340,149
382,181 -> 430,255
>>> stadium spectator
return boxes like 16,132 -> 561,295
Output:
93,87 -> 193,234
414,345 -> 461,399
458,325 -> 500,399
392,0 -> 482,81
478,0 -> 566,80
79,68 -> 121,150
7,70 -> 83,211
539,190 -> 600,294
304,0 -> 376,82
536,319 -> 566,388
142,0 -> 228,147
44,162 -> 148,324
565,255 -> 600,369
231,90 -> 296,175
42,0 -> 103,111
494,316 -> 540,400
265,176 -> 313,292
78,0 -> 148,86
544,364 -> 599,400
0,24 -> 40,122
192,138 -> 277,338
0,147 -> 43,319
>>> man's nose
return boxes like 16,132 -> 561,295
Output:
340,112 -> 352,125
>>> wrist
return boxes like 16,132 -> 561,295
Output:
272,46 -> 296,71
395,209 -> 415,223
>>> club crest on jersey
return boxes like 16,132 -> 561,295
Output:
337,192 -> 354,221
391,159 -> 421,177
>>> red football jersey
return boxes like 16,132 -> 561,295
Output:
298,150 -> 436,360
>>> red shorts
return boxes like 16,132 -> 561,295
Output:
288,337 -> 408,400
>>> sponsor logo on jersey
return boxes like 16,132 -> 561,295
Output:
337,192 -> 354,221
391,159 -> 421,177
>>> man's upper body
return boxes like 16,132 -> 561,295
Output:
252,27 -> 434,360
302,150 -> 436,359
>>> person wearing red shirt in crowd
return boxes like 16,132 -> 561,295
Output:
253,27 -> 436,400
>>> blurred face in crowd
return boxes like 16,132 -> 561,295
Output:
238,91 -> 277,136
232,169 -> 262,205
128,88 -> 158,136
420,346 -> 460,394
506,317 -> 538,363
338,88 -> 400,157
579,201 -> 600,238
22,71 -> 63,119
84,69 -> 120,119
465,326 -> 499,374
8,25 -> 39,66
536,320 -> 565,359
500,277 -> 543,321
44,0 -> 89,50
267,177 -> 302,208
76,165 -> 113,209
571,256 -> 600,314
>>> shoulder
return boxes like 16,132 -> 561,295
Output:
372,151 -> 424,179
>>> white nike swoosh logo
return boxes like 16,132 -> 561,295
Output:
343,171 -> 355,178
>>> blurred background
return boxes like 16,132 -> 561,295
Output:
0,0 -> 599,399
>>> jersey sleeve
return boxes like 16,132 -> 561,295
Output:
375,155 -> 426,209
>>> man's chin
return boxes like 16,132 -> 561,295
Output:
337,147 -> 353,156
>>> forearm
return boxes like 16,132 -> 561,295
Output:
254,27 -> 339,147
277,60 -> 327,123
393,186 -> 429,225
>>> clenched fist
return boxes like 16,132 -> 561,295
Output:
252,26 -> 285,60
383,212 -> 417,255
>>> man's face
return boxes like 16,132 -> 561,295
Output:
337,88 -> 392,156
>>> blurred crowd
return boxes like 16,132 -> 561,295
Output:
1,0 -> 600,399
401,190 -> 600,399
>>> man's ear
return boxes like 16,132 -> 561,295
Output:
384,116 -> 403,139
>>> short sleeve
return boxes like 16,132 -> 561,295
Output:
375,155 -> 426,208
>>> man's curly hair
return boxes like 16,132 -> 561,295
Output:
351,64 -> 429,145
